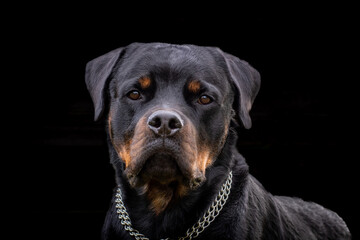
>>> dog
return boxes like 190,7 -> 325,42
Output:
85,42 -> 351,240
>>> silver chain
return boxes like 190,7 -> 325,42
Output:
115,171 -> 233,240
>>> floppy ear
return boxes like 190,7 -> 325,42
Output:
221,52 -> 261,129
85,47 -> 124,121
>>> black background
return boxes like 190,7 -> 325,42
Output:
8,3 -> 358,240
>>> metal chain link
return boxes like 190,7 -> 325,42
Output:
115,190 -> 149,240
115,171 -> 232,240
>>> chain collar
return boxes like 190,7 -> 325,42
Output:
115,171 -> 233,240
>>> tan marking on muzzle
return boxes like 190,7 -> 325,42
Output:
197,121 -> 230,172
197,147 -> 213,173
178,121 -> 211,190
179,122 -> 200,176
128,117 -> 149,166
108,113 -> 133,168
118,143 -> 132,168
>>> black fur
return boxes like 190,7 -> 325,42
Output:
85,42 -> 351,240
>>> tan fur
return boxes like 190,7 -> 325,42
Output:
188,80 -> 201,93
110,108 -> 227,214
145,181 -> 189,215
139,76 -> 151,89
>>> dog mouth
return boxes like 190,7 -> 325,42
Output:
124,139 -> 205,190
140,153 -> 183,184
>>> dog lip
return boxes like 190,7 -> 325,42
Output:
124,139 -> 180,180
124,139 -> 194,187
140,153 -> 182,183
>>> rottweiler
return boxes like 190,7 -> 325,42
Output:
85,42 -> 351,240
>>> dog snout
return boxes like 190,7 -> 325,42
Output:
147,110 -> 183,137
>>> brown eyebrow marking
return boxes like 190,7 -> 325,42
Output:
188,80 -> 201,93
139,76 -> 151,89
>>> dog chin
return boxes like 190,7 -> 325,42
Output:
125,152 -> 205,191
140,153 -> 183,184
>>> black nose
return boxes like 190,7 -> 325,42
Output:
147,110 -> 183,137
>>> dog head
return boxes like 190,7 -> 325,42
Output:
85,43 -> 260,213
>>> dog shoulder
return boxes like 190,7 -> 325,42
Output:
274,196 -> 351,239
244,176 -> 350,239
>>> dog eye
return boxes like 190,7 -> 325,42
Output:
198,95 -> 213,105
127,90 -> 141,100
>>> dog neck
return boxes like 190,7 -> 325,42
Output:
140,179 -> 189,215
114,170 -> 233,239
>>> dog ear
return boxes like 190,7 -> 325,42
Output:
85,47 -> 124,121
221,51 -> 261,129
